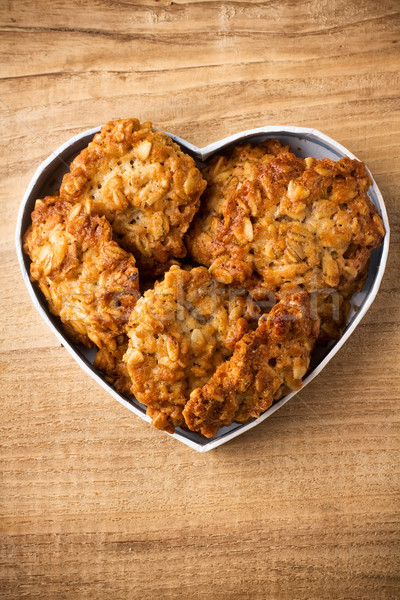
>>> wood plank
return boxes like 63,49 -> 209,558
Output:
1,0 -> 399,598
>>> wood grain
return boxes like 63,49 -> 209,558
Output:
1,1 -> 399,598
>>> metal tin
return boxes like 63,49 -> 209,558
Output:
16,125 -> 390,452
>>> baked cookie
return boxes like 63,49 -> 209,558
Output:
186,141 -> 385,336
60,119 -> 206,272
183,292 -> 319,437
23,196 -> 140,349
185,139 -> 303,285
123,265 -> 261,432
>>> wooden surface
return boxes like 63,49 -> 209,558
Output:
1,1 -> 399,598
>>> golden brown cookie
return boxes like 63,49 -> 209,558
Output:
60,119 -> 206,273
123,265 -> 261,432
23,196 -> 140,349
186,142 -> 385,338
183,292 -> 319,437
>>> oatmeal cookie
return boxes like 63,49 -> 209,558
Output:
183,292 -> 319,437
186,142 -> 385,336
60,119 -> 206,272
123,265 -> 261,432
23,196 -> 140,349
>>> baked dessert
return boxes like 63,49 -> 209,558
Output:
123,265 -> 261,432
23,196 -> 140,349
183,292 -> 319,437
60,119 -> 206,273
186,141 -> 385,337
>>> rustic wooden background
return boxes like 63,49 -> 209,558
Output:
1,1 -> 399,598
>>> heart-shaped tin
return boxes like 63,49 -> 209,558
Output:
16,125 -> 390,452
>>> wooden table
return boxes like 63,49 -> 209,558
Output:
1,1 -> 399,598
